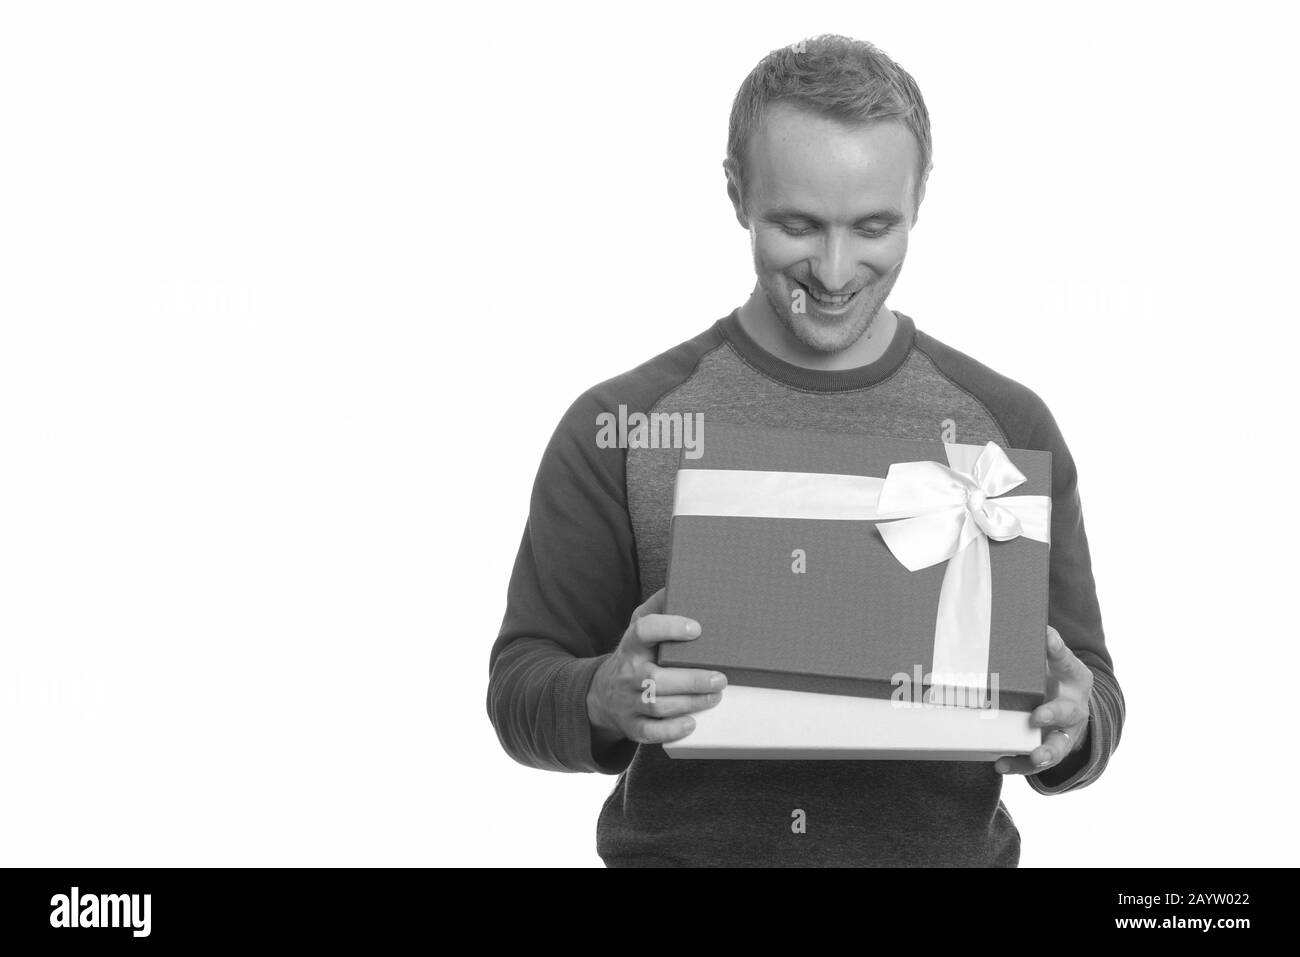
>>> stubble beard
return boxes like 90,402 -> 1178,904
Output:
760,261 -> 902,355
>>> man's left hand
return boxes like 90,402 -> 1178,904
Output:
995,625 -> 1092,775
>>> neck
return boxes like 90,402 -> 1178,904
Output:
737,286 -> 898,371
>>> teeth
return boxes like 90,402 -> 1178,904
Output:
806,285 -> 854,306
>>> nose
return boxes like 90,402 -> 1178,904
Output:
809,231 -> 858,294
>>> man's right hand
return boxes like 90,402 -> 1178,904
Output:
586,587 -> 727,749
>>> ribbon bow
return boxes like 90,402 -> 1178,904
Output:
875,442 -> 1051,704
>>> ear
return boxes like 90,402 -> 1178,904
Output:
724,162 -> 750,230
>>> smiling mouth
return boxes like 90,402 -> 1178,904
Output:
795,279 -> 861,309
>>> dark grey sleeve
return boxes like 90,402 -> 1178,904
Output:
1022,400 -> 1125,795
486,389 -> 641,774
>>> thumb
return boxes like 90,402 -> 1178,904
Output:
1045,625 -> 1065,655
631,587 -> 666,621
1045,625 -> 1084,681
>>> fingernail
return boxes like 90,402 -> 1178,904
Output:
707,692 -> 722,704
710,673 -> 726,690
683,718 -> 696,731
1036,709 -> 1052,723
685,622 -> 701,637
994,761 -> 1006,773
1037,757 -> 1053,767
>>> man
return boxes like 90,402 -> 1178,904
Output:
488,35 -> 1124,867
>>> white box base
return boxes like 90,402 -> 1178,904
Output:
664,683 -> 1042,761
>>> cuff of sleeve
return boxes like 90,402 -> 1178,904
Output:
1026,690 -> 1101,794
551,653 -> 637,775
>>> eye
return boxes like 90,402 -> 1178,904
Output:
778,223 -> 814,237
858,226 -> 892,239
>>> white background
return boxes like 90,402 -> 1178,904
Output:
2,1 -> 1296,867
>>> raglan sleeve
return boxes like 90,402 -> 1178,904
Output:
1021,396 -> 1126,795
485,387 -> 642,775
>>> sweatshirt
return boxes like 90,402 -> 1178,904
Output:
487,307 -> 1125,867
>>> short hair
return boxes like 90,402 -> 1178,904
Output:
725,35 -> 933,216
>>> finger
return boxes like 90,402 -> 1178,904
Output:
641,691 -> 724,719
627,613 -> 701,648
993,754 -> 1038,775
1029,696 -> 1089,729
1045,724 -> 1087,755
994,737 -> 1066,775
629,714 -> 698,745
645,666 -> 727,696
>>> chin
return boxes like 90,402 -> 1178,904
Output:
785,310 -> 871,354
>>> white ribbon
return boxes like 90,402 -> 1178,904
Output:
875,442 -> 1050,704
671,441 -> 1051,705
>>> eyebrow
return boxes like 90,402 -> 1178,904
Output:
764,206 -> 906,225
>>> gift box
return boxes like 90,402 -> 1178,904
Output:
657,421 -> 1052,760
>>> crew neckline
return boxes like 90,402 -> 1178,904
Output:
715,307 -> 916,392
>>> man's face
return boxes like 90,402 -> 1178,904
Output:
731,102 -> 922,353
